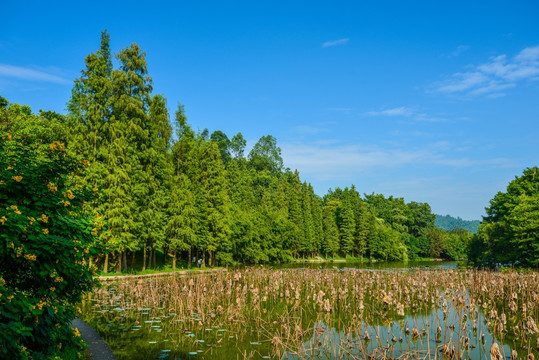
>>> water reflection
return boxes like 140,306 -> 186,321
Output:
81,265 -> 538,360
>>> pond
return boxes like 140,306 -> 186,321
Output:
80,263 -> 539,359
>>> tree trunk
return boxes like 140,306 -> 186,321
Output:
142,242 -> 147,271
163,245 -> 168,266
172,250 -> 177,271
188,248 -> 191,269
131,251 -> 136,270
122,251 -> 127,272
152,248 -> 156,268
104,253 -> 109,273
116,252 -> 121,273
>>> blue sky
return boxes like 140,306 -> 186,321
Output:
1,1 -> 538,220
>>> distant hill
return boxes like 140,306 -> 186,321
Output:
435,214 -> 480,234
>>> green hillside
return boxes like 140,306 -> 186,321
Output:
435,214 -> 480,233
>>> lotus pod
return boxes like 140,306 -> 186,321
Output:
490,342 -> 503,360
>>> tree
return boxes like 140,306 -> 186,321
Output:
508,193 -> 539,266
0,129 -> 100,359
474,167 -> 539,267
248,135 -> 284,175
355,202 -> 371,260
166,174 -> 197,269
210,130 -> 231,165
230,132 -> 247,159
337,192 -> 355,257
198,142 -> 232,266
322,199 -> 340,257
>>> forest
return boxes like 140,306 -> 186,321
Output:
5,31 -> 534,274
435,215 -> 480,233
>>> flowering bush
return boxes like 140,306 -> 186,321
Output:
0,134 -> 102,359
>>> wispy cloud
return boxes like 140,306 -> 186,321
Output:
293,125 -> 328,136
368,106 -> 415,117
0,64 -> 69,84
432,45 -> 539,97
442,45 -> 470,58
322,38 -> 349,48
367,106 -> 446,122
281,141 -> 514,181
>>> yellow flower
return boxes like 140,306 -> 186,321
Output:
50,142 -> 57,151
43,228 -> 49,235
50,287 -> 56,292
81,160 -> 91,166
39,214 -> 49,223
54,276 -> 63,283
12,175 -> 22,182
47,182 -> 58,193
9,204 -> 21,215
66,190 -> 75,200
0,216 -> 6,225
72,327 -> 82,338
24,254 -> 36,261
0,277 -> 5,286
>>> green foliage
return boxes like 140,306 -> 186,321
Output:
0,133 -> 100,359
473,167 -> 539,267
248,135 -> 284,175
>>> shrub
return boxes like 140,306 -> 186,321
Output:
0,133 -> 102,359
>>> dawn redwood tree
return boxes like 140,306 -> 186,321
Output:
166,174 -> 197,270
322,199 -> 340,258
198,141 -> 232,266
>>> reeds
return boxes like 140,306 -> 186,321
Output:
81,268 -> 539,359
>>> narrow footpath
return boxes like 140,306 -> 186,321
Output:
71,318 -> 115,360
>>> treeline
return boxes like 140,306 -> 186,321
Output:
0,32 -> 473,272
469,167 -> 539,268
435,215 -> 480,234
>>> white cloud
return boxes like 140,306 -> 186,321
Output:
432,45 -> 539,97
281,141 -> 515,181
293,125 -> 328,135
367,106 -> 446,122
0,64 -> 69,84
322,38 -> 349,48
368,106 -> 415,117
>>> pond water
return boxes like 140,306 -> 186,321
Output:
80,263 -> 538,360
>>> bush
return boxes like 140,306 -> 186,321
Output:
0,134 -> 102,359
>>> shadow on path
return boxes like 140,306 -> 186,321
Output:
71,318 -> 115,360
